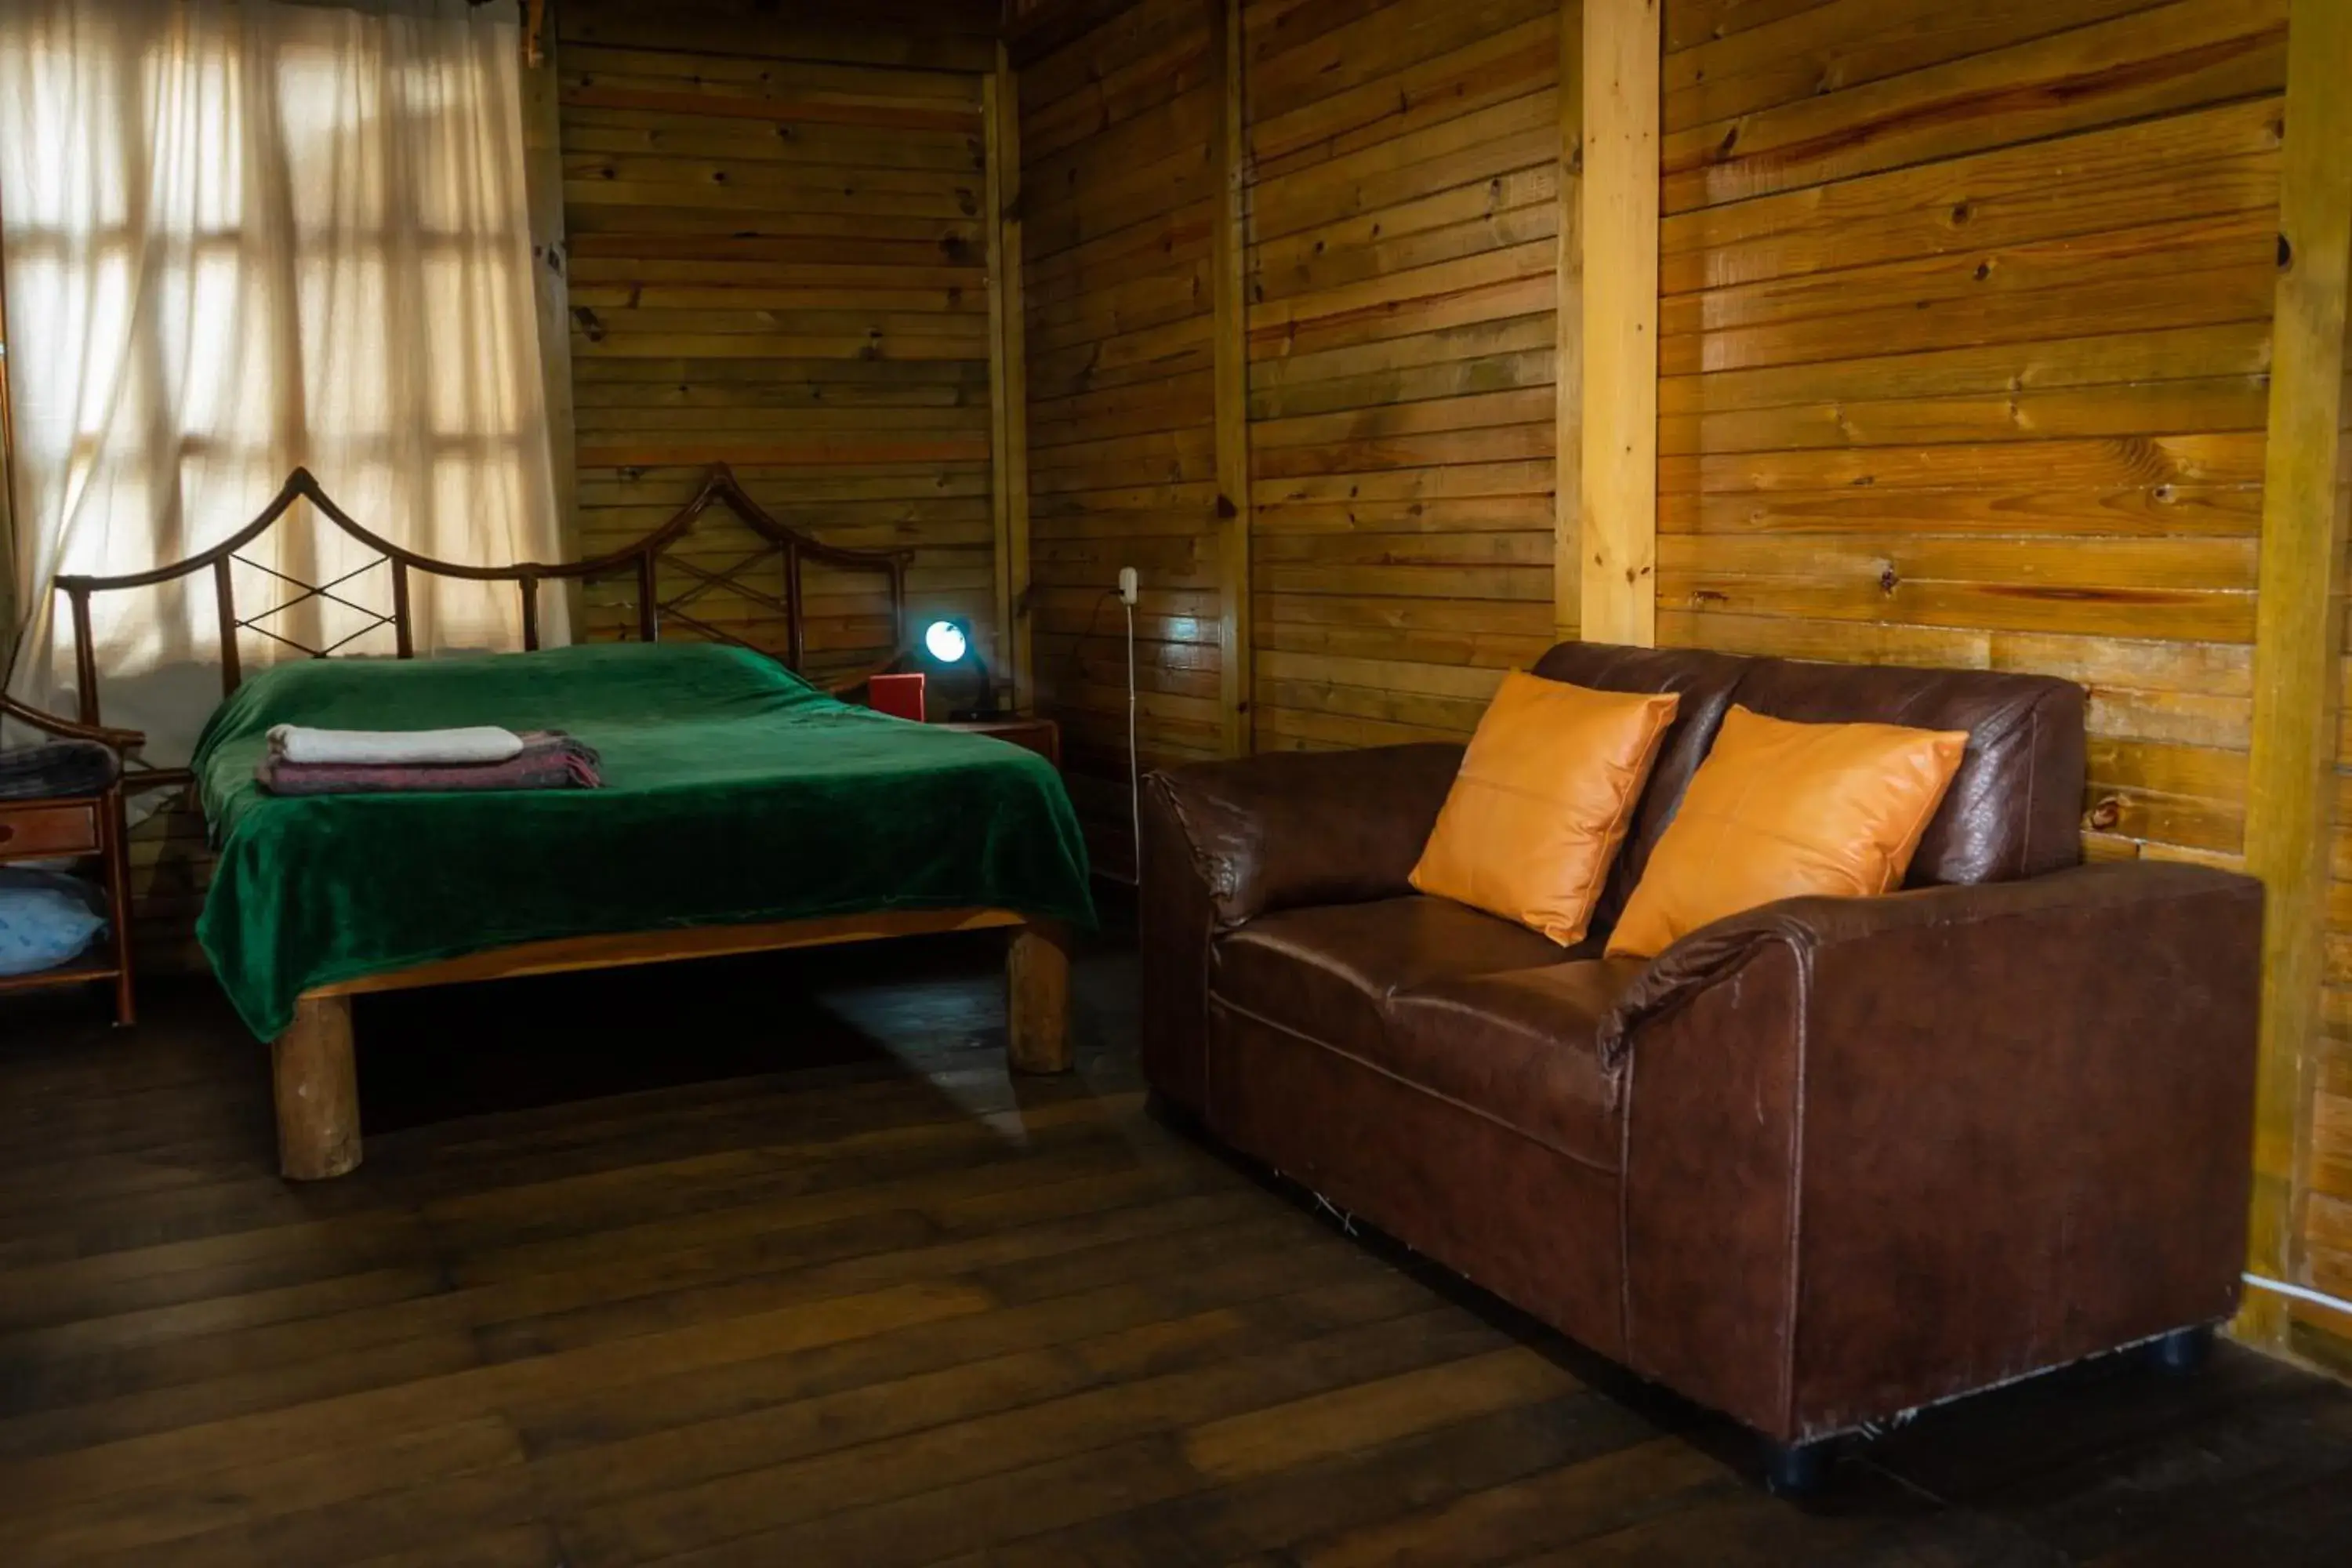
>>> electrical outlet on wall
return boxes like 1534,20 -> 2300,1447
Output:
1117,566 -> 1139,605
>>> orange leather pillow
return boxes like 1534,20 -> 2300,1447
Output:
1410,673 -> 1680,946
1606,706 -> 1968,959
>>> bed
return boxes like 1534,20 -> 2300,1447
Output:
50,467 -> 1094,1179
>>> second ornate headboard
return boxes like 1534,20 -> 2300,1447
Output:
51,464 -> 912,788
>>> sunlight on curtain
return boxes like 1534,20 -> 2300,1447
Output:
0,0 -> 563,763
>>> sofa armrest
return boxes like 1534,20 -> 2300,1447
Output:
1137,744 -> 1462,1112
1143,744 -> 1465,929
1602,862 -> 2254,1069
1611,862 -> 2263,1443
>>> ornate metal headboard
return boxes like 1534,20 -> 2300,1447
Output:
52,464 -> 911,786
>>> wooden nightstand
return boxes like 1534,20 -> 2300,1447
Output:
939,715 -> 1061,769
0,695 -> 144,1027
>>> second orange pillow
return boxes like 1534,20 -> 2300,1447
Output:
1410,673 -> 1681,946
1606,705 -> 1968,959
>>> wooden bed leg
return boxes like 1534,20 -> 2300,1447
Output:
273,994 -> 361,1180
1007,918 -> 1073,1074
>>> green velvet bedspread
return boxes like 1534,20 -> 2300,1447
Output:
190,643 -> 1094,1039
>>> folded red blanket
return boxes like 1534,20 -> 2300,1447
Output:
256,731 -> 601,795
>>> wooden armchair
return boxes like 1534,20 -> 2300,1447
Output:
0,693 -> 146,1025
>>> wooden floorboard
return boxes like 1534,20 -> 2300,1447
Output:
0,927 -> 2349,1564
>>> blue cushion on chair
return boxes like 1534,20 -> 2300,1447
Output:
0,870 -> 108,975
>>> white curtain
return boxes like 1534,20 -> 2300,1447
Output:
0,0 -> 563,764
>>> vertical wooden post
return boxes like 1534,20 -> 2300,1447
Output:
635,552 -> 659,643
2238,0 -> 2352,1352
1554,2 -> 1584,646
518,572 -> 541,652
986,48 -> 1034,713
1578,0 -> 1658,648
68,586 -> 97,723
274,993 -> 361,1180
391,559 -> 415,659
785,545 -> 807,671
1210,0 -> 1253,755
213,557 -> 242,693
100,782 -> 136,1028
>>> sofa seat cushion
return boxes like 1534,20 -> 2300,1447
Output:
1382,960 -> 1646,1171
1210,895 -> 1574,1055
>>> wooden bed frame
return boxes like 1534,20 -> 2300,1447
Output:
51,466 -> 1073,1181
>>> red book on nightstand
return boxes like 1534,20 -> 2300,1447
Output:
868,672 -> 927,721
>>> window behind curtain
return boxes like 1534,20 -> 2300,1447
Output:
0,0 -> 561,762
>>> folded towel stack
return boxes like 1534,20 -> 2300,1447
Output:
256,726 -> 601,796
267,724 -> 525,767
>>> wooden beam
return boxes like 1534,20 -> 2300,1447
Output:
1211,0 -> 1252,755
1555,1 -> 1584,646
1578,0 -> 1658,648
986,45 -> 1034,713
2238,0 -> 2352,1351
1005,0 -> 1136,67
312,908 -> 1028,999
267,906 -> 1060,1176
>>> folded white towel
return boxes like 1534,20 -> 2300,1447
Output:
266,724 -> 525,767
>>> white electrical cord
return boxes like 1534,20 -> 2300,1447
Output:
2242,1271 -> 2352,1316
1125,597 -> 1140,877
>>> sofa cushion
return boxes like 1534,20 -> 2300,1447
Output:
1211,895 -> 1574,1055
1733,657 -> 2085,886
1382,960 -> 1647,1171
1530,643 -> 1751,928
1410,674 -> 1680,945
1606,706 -> 1969,959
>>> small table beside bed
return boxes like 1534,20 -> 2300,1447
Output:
48,467 -> 1094,1180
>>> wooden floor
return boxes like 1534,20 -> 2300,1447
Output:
3,927 -> 2352,1566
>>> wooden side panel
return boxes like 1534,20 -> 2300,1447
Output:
2302,0 -> 2352,1369
1019,0 -> 1225,873
1657,0 -> 2285,877
987,50 -> 1036,710
1213,0 -> 1253,758
557,0 -> 999,688
1246,0 -> 1565,753
2307,299 -> 2352,1362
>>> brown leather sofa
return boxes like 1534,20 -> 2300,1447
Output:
1138,643 -> 2262,1486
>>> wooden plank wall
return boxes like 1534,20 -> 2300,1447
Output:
556,0 -> 1004,688
1656,0 -> 2283,874
1014,0 -> 1567,866
2318,171 -> 2352,1367
1018,0 -> 1225,873
1650,0 -> 2352,1363
1244,0 -> 1563,751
